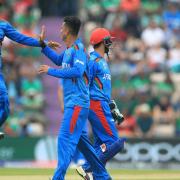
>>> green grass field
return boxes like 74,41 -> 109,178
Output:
0,168 -> 180,180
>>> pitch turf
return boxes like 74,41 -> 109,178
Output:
0,168 -> 180,180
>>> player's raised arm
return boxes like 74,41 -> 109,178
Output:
4,21 -> 40,47
42,46 -> 65,66
38,48 -> 86,78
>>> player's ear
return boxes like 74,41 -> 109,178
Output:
63,25 -> 69,34
66,28 -> 71,36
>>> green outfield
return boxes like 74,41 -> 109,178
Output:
0,168 -> 180,180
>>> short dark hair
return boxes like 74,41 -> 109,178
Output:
93,42 -> 102,49
64,16 -> 81,36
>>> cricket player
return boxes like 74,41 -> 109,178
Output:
0,20 -> 43,139
76,28 -> 126,178
38,16 -> 111,180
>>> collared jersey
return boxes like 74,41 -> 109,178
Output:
89,51 -> 111,102
42,38 -> 89,108
0,20 -> 40,95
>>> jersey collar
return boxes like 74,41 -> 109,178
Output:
74,38 -> 81,45
90,51 -> 103,59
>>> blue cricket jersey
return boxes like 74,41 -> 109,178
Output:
89,51 -> 111,102
42,38 -> 90,108
0,20 -> 40,96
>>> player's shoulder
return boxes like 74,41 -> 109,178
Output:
89,55 -> 103,71
0,19 -> 7,23
71,42 -> 87,60
70,44 -> 83,55
0,19 -> 9,26
73,42 -> 85,52
90,54 -> 103,64
73,38 -> 85,51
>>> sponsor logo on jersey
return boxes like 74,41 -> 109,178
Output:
62,63 -> 71,68
75,59 -> 84,65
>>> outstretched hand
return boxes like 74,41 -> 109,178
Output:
38,65 -> 50,74
39,25 -> 61,50
39,25 -> 46,41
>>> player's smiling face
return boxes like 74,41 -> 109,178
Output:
60,22 -> 69,42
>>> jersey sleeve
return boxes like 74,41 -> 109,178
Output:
88,59 -> 99,85
59,79 -> 63,86
4,21 -> 40,47
42,46 -> 65,66
47,48 -> 86,78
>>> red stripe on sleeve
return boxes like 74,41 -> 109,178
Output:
83,72 -> 89,85
95,77 -> 103,89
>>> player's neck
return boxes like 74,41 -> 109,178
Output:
65,35 -> 77,48
95,48 -> 105,58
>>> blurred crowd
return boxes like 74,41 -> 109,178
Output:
81,0 -> 180,138
0,0 -> 180,139
0,0 -> 46,137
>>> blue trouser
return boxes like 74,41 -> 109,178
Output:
0,95 -> 10,127
52,106 -> 111,180
0,73 -> 10,127
83,100 -> 121,171
71,147 -> 84,164
71,122 -> 88,164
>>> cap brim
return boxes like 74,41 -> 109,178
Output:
110,36 -> 121,42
